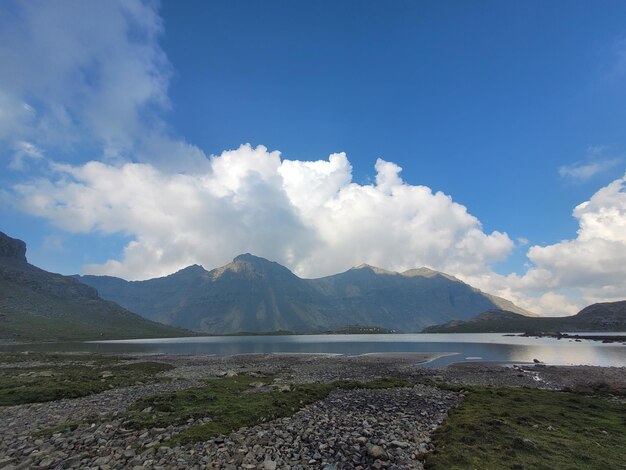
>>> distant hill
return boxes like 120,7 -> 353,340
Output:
0,231 -> 191,341
77,253 -> 534,334
422,301 -> 626,333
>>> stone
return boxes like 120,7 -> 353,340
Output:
513,437 -> 538,449
366,444 -> 388,460
0,355 -> 466,470
93,456 -> 111,466
38,457 -> 55,467
263,459 -> 277,470
390,440 -> 410,448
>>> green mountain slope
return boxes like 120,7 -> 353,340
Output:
422,302 -> 626,333
0,231 -> 191,341
78,254 -> 534,334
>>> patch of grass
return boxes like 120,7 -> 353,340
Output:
126,376 -> 412,444
0,361 -> 172,406
0,352 -> 124,365
425,386 -> 626,470
33,421 -> 81,437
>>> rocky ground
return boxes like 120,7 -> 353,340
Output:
1,353 -> 625,469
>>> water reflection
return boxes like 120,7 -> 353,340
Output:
1,334 -> 624,367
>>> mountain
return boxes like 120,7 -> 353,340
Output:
77,253 -> 534,334
574,301 -> 626,329
0,231 -> 191,341
422,301 -> 626,333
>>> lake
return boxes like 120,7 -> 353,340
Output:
2,333 -> 625,368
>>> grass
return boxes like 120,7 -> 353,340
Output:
33,421 -> 81,437
0,359 -> 172,406
0,352 -> 127,364
425,386 -> 626,470
0,276 -> 192,342
125,376 -> 412,444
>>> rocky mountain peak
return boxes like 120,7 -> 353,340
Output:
211,253 -> 295,280
0,231 -> 27,263
233,253 -> 267,264
351,264 -> 396,275
402,267 -> 460,282
173,264 -> 207,275
402,267 -> 439,277
161,264 -> 209,282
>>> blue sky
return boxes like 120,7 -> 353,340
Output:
1,0 -> 625,315
161,1 -> 625,226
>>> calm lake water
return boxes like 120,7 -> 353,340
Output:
2,333 -> 625,368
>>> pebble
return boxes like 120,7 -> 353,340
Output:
8,352 -> 614,469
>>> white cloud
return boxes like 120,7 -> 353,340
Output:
14,145 -> 514,282
559,159 -> 621,182
3,0 -> 626,317
558,146 -> 622,182
0,0 -> 205,170
465,174 -> 626,315
523,175 -> 626,291
9,141 -> 44,171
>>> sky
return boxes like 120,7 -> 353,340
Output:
1,0 -> 625,316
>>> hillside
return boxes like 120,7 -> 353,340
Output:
422,301 -> 626,333
0,231 -> 191,341
77,254 -> 534,334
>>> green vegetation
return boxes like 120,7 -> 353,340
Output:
33,421 -> 81,437
425,386 -> 626,470
0,234 -> 193,341
126,376 -> 411,444
0,352 -> 128,364
0,359 -> 172,406
0,285 -> 193,341
422,316 -> 602,333
324,325 -> 392,334
423,301 -> 626,333
224,326 -> 394,335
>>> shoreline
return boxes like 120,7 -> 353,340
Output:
519,331 -> 626,343
1,352 -> 625,469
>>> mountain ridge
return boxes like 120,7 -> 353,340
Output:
0,231 -> 191,341
77,254 -> 535,334
422,301 -> 626,333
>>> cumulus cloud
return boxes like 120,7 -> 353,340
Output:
3,0 -> 626,317
14,145 -> 514,280
4,1 -> 513,283
466,174 -> 626,315
523,174 -> 626,292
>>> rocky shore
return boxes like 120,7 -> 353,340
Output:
1,353 -> 624,469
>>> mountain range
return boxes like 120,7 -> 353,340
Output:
77,253 -> 534,334
422,302 -> 626,333
0,231 -> 189,341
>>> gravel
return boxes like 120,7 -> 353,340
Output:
1,352 -> 624,469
